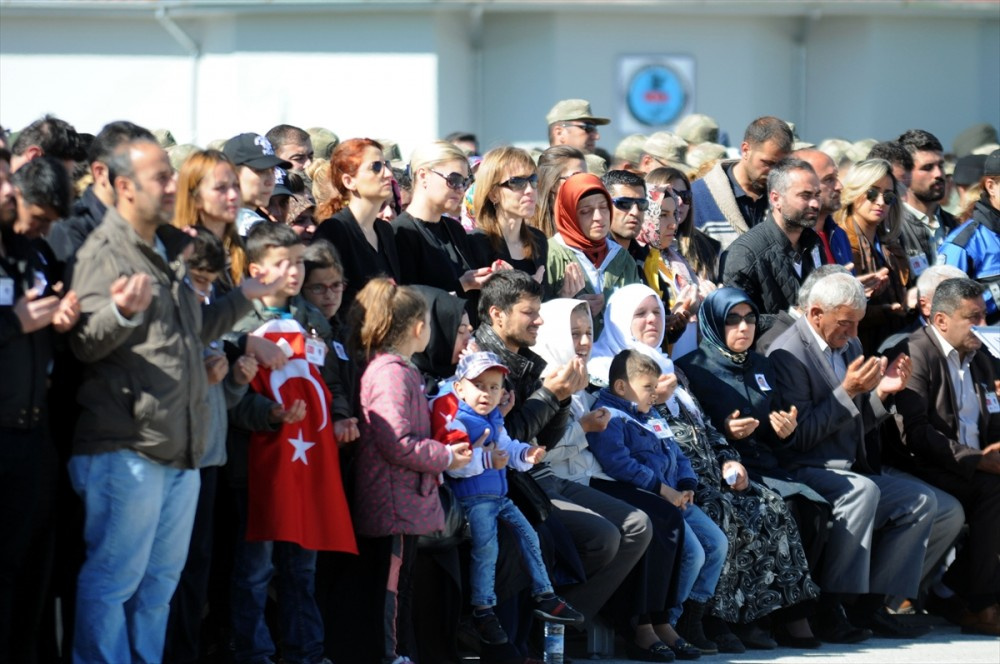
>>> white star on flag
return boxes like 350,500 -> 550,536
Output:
288,429 -> 316,465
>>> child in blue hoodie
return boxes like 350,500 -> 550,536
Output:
431,351 -> 584,645
587,349 -> 729,654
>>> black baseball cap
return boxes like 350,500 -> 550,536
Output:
952,154 -> 987,187
223,132 -> 292,170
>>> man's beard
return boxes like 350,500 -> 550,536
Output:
783,210 -> 818,229
914,185 -> 945,204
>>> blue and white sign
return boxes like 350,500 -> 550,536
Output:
617,55 -> 695,134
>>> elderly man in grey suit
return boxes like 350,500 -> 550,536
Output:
767,272 -> 936,640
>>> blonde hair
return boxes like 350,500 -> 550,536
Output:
349,278 -> 428,361
173,149 -> 246,284
473,146 -> 540,258
409,140 -> 468,179
834,158 -> 902,243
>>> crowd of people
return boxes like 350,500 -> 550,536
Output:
1,104 -> 998,664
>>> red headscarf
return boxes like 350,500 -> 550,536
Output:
554,173 -> 612,268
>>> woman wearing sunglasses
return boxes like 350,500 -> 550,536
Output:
639,169 -> 717,358
313,138 -> 401,312
834,159 -> 910,353
546,173 -> 641,336
675,287 -> 826,650
394,141 -> 489,314
470,147 -> 547,283
650,167 -> 721,284
531,146 -> 588,238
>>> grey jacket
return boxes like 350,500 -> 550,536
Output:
766,316 -> 889,473
69,207 -> 252,468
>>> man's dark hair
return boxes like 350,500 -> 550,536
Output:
266,124 -> 310,152
0,147 -> 11,165
245,220 -> 302,266
445,131 -> 477,144
186,226 -> 227,274
609,349 -> 661,387
867,141 -> 913,173
743,116 -> 794,152
896,129 -> 943,156
11,114 -> 85,161
11,155 -> 72,217
930,277 -> 986,317
479,269 -> 543,322
88,121 -> 155,165
766,157 -> 815,196
601,169 -> 646,192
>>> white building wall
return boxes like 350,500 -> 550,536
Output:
1,5 -> 997,160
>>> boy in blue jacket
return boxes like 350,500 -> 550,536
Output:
587,350 -> 728,642
432,351 -> 584,645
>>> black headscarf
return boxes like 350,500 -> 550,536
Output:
697,286 -> 759,365
411,285 -> 466,394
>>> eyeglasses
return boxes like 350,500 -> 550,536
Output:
611,196 -> 650,212
430,169 -> 473,191
864,188 -> 897,206
370,160 -> 393,174
498,174 -> 538,191
674,190 -> 692,204
304,281 -> 348,296
724,312 -> 758,326
562,122 -> 598,134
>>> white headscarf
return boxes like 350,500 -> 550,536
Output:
588,283 -> 700,419
535,298 -> 591,377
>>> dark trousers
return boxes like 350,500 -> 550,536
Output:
0,427 -> 57,664
356,534 -> 419,664
165,466 -> 219,663
591,479 -> 685,627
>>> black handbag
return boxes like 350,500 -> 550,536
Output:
417,483 -> 468,551
506,469 -> 552,525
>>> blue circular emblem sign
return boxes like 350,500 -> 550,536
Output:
627,64 -> 687,126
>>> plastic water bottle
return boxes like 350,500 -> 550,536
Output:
543,621 -> 565,663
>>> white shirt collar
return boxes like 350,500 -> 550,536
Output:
929,324 -> 973,366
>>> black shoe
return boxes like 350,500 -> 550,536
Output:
665,637 -> 702,660
813,605 -> 872,644
863,606 -> 932,639
773,623 -> 822,649
709,632 -> 746,654
624,640 -> 675,662
674,601 -> 718,655
731,623 -> 776,650
472,610 -> 509,645
533,594 -> 585,625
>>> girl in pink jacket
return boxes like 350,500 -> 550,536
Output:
350,278 -> 471,664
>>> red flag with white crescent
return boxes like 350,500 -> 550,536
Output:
247,318 -> 357,553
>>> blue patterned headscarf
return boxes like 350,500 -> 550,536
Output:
698,287 -> 758,363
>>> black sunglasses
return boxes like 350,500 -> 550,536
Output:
864,188 -> 897,206
724,312 -> 758,326
370,160 -> 392,174
562,122 -> 598,134
430,169 -> 473,191
675,190 -> 692,204
498,174 -> 538,191
611,196 -> 650,212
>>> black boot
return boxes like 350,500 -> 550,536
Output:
675,600 -> 718,655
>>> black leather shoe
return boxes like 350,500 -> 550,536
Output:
665,637 -> 702,660
863,606 -> 931,639
773,623 -> 822,649
812,606 -> 872,644
732,623 -> 777,650
624,640 -> 675,662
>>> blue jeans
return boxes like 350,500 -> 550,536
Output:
230,490 -> 324,664
67,449 -> 200,664
460,494 -> 553,607
669,504 -> 727,623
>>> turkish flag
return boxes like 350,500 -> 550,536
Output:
246,319 -> 358,553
